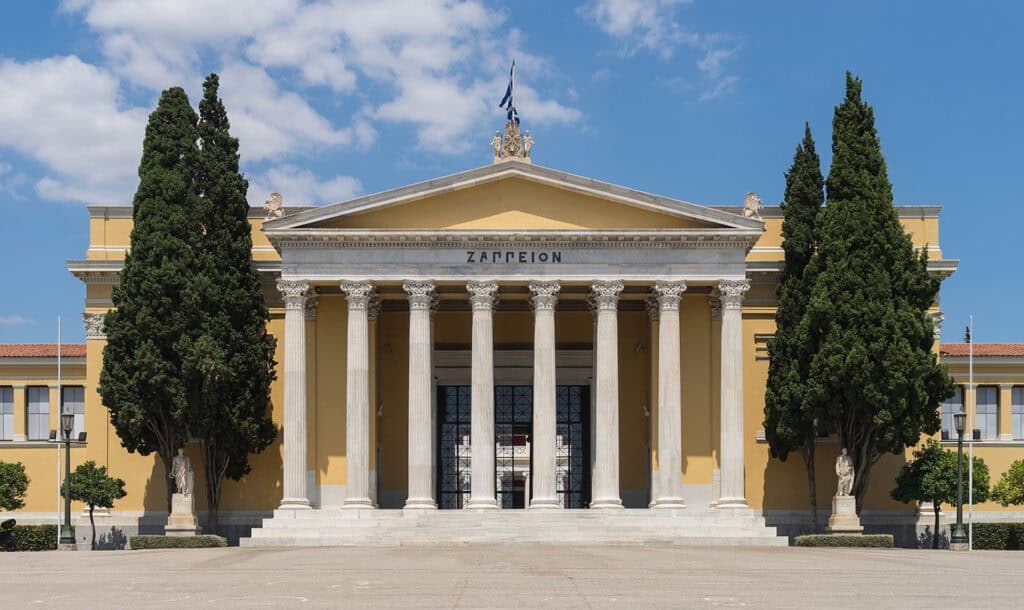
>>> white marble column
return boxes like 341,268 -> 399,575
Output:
529,280 -> 561,509
652,280 -> 687,509
277,279 -> 311,510
590,280 -> 624,509
467,280 -> 499,510
718,279 -> 750,509
404,280 -> 437,510
341,281 -> 374,509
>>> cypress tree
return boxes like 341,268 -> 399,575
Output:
764,123 -> 825,531
99,88 -> 201,511
803,73 -> 955,513
185,74 -> 277,535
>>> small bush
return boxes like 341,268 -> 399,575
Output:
11,525 -> 66,551
973,523 -> 1024,550
793,534 -> 893,548
129,535 -> 227,550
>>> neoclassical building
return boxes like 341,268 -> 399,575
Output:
8,123 -> 1013,547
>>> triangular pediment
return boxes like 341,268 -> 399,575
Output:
264,162 -> 762,232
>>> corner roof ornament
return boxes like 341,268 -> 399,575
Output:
491,120 -> 532,165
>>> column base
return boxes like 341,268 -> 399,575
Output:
466,497 -> 499,510
278,498 -> 312,510
715,497 -> 749,510
590,497 -> 624,510
651,497 -> 686,509
529,497 -> 562,510
403,498 -> 438,511
343,497 -> 375,509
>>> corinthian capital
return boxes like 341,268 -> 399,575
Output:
341,281 -> 375,311
82,312 -> 106,340
528,280 -> 560,312
277,280 -> 309,310
590,280 -> 624,311
653,280 -> 687,312
718,279 -> 750,310
467,280 -> 499,311
403,280 -> 436,311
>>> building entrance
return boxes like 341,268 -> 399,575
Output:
437,384 -> 590,509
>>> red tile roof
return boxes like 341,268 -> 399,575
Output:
0,344 -> 87,358
940,343 -> 1024,357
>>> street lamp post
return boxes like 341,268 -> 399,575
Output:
59,411 -> 75,547
951,410 -> 968,548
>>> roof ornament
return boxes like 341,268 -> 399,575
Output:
743,192 -> 762,220
265,192 -> 285,220
492,59 -> 532,164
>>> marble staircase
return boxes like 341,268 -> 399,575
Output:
241,508 -> 788,547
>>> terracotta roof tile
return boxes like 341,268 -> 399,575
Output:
940,343 -> 1024,357
0,344 -> 87,358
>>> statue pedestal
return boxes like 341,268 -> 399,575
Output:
165,493 -> 200,537
826,494 -> 863,535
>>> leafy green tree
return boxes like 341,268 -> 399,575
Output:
63,461 -> 127,550
764,123 -> 826,532
992,459 -> 1024,507
891,439 -> 989,548
963,325 -> 971,343
185,74 -> 277,535
0,461 -> 29,511
99,87 -> 201,510
803,73 -> 955,513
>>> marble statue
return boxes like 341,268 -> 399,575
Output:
265,192 -> 284,220
743,192 -> 763,219
835,448 -> 854,496
491,131 -> 503,158
170,448 -> 194,496
523,131 -> 533,157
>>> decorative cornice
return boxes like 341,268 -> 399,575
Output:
277,280 -> 309,311
266,229 -> 763,251
340,281 -> 375,311
467,280 -> 499,311
403,280 -> 436,311
590,280 -> 624,311
528,281 -> 560,312
718,279 -> 750,310
82,312 -> 106,339
653,280 -> 687,313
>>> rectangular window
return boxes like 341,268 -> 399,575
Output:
976,386 -> 999,440
940,386 -> 963,440
26,386 -> 49,441
1013,387 -> 1024,441
0,387 -> 12,441
61,386 -> 85,440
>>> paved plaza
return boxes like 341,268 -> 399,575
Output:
2,544 -> 1019,608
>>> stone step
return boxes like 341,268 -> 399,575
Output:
241,534 -> 788,548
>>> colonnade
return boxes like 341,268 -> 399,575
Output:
274,278 -> 750,511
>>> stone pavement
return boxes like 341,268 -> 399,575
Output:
1,544 -> 1017,608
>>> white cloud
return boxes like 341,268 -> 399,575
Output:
0,55 -> 147,203
0,315 -> 32,326
581,0 -> 739,101
248,165 -> 362,206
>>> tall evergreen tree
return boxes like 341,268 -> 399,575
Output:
100,88 -> 201,510
803,73 -> 955,513
764,123 -> 825,531
185,74 -> 277,535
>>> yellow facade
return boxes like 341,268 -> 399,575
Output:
5,161 -> 1013,544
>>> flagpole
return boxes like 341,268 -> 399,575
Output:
56,316 -> 62,546
968,314 -> 974,550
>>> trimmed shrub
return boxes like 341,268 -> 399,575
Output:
129,535 -> 227,550
11,525 -> 65,551
793,534 -> 893,548
972,523 -> 1024,550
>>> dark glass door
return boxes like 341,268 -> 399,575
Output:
556,385 -> 591,508
495,385 -> 533,508
437,385 -> 472,509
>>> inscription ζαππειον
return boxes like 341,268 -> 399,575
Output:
466,250 -> 563,264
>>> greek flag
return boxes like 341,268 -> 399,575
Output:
498,60 -> 518,123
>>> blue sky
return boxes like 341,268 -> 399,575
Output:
1,1 -> 1021,344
